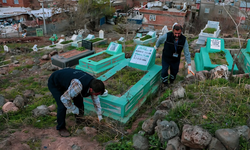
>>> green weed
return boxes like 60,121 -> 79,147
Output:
203,28 -> 217,33
67,46 -> 76,50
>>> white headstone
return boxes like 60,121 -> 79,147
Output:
32,44 -> 38,51
210,39 -> 221,50
130,45 -> 154,66
4,45 -> 8,52
86,34 -> 95,40
118,37 -> 124,42
99,30 -> 104,38
162,26 -> 169,35
59,39 -> 65,44
71,34 -> 78,41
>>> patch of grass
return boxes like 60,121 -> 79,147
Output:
105,67 -> 147,96
96,44 -> 109,48
203,27 -> 217,33
230,45 -> 240,49
187,36 -> 199,43
89,38 -> 103,43
89,52 -> 113,62
76,47 -> 85,51
49,45 -> 56,48
105,141 -> 133,150
155,58 -> 161,65
125,46 -> 136,52
209,51 -> 229,65
60,40 -> 73,44
67,46 -> 76,50
0,60 -> 11,66
26,138 -> 41,150
14,64 -> 33,71
140,35 -> 152,41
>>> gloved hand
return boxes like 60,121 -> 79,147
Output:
154,45 -> 158,50
188,65 -> 194,75
72,106 -> 79,115
98,115 -> 103,122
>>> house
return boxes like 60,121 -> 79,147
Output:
138,1 -> 191,31
1,0 -> 40,9
198,0 -> 239,32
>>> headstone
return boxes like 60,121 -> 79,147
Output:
99,30 -> 104,38
108,43 -> 119,52
58,39 -> 65,44
4,45 -> 8,52
130,45 -> 153,66
118,37 -> 124,42
210,39 -> 221,50
85,34 -> 95,40
82,40 -> 93,50
32,44 -> 38,51
71,34 -> 78,41
162,25 -> 169,35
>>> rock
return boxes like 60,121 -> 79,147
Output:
195,71 -> 206,81
173,86 -> 185,98
49,50 -> 58,56
2,102 -> 19,113
35,94 -> 43,99
0,95 -> 5,107
132,134 -> 149,150
41,55 -> 50,60
245,84 -> 250,90
157,99 -> 173,110
153,110 -> 168,120
13,95 -> 26,108
41,62 -> 50,69
45,92 -> 52,96
233,125 -> 250,141
181,124 -> 212,149
142,116 -> 156,134
103,140 -> 119,148
33,58 -> 40,64
32,105 -> 50,117
166,136 -> 186,150
83,127 -> 97,135
156,53 -> 161,58
23,90 -> 35,99
209,65 -> 229,80
223,34 -> 232,38
29,65 -> 40,71
47,65 -> 59,71
208,137 -> 226,150
215,129 -> 239,150
247,118 -> 250,128
48,104 -> 56,111
11,70 -> 20,75
155,120 -> 180,145
71,144 -> 81,150
75,129 -> 83,135
49,112 -> 57,116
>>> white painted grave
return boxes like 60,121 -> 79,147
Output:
32,44 -> 38,51
130,45 -> 154,66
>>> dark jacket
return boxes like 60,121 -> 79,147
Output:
162,32 -> 186,62
48,68 -> 93,97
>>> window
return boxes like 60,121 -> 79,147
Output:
14,0 -> 19,4
149,14 -> 156,21
218,9 -> 222,14
204,8 -> 210,13
2,0 -> 6,3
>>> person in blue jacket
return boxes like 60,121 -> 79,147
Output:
48,68 -> 105,137
155,23 -> 194,87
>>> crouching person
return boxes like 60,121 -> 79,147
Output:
48,68 -> 105,137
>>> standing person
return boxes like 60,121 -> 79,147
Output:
48,68 -> 105,137
154,23 -> 194,87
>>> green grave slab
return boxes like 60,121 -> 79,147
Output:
133,31 -> 157,45
238,40 -> 250,73
83,45 -> 161,123
194,37 -> 238,74
75,42 -> 125,74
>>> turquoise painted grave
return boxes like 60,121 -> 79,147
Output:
84,45 -> 161,123
237,40 -> 250,73
194,38 -> 238,74
133,31 -> 157,45
75,42 -> 125,74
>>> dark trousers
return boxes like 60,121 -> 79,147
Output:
48,79 -> 84,130
161,58 -> 180,84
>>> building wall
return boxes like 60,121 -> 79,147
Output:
139,9 -> 187,30
2,0 -> 40,8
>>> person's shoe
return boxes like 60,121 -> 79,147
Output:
58,128 -> 70,137
160,83 -> 169,91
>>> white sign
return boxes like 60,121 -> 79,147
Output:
108,43 -> 118,52
130,45 -> 154,66
210,39 -> 221,50
147,31 -> 155,37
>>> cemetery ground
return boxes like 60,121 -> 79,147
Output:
0,35 -> 250,150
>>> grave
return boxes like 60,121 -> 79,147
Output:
194,37 -> 239,74
51,40 -> 94,68
196,21 -> 221,45
75,42 -> 125,74
133,31 -> 157,45
56,40 -> 74,49
71,34 -> 84,48
237,40 -> 250,73
84,45 -> 161,123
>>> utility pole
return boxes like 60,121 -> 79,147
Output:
39,0 -> 47,35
